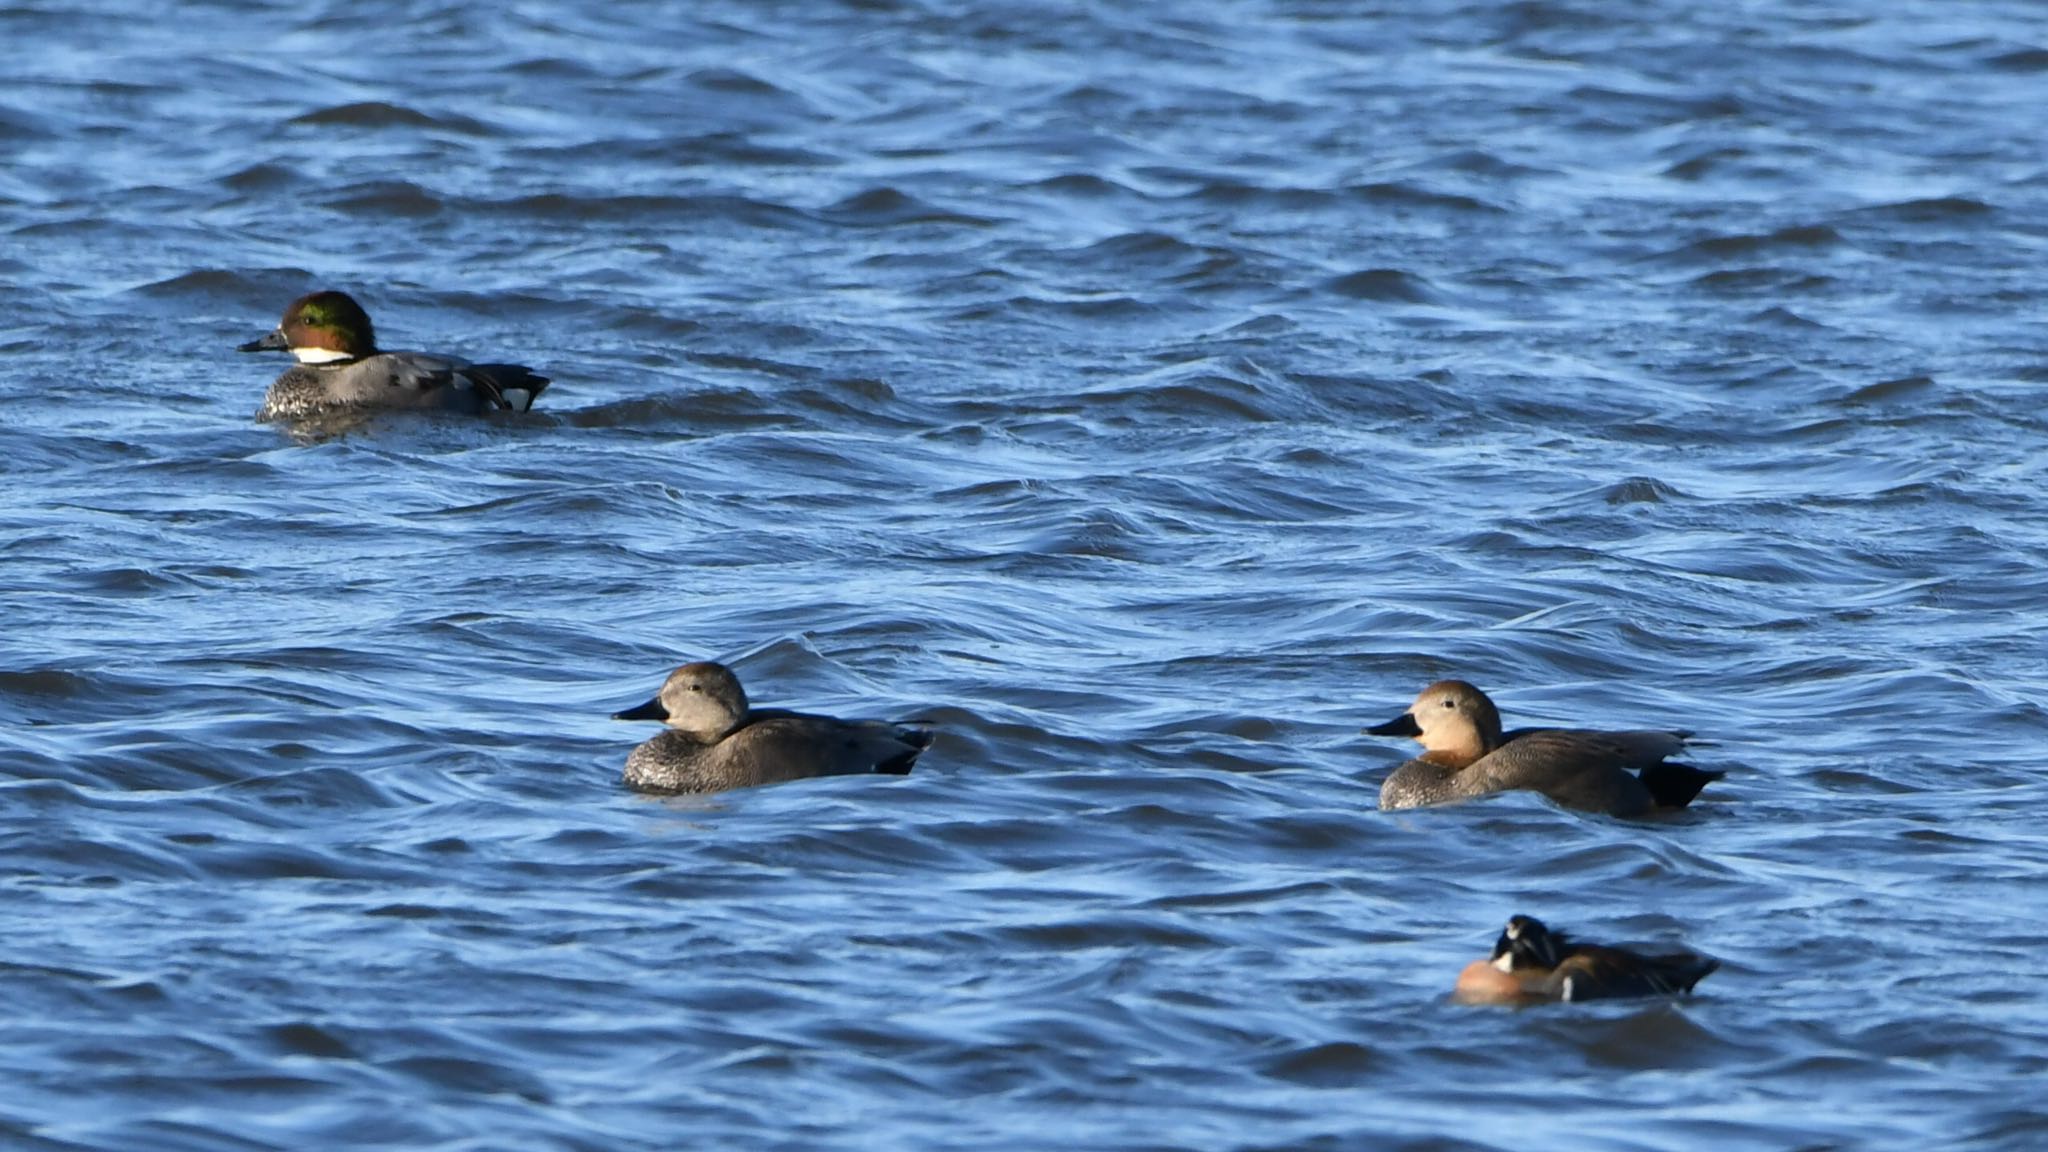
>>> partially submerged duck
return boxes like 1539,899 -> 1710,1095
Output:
1454,914 -> 1720,1004
240,290 -> 549,422
612,661 -> 933,794
1368,680 -> 1722,816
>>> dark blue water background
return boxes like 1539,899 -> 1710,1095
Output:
4,1 -> 2047,1148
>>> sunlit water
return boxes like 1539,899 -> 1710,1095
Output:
4,1 -> 2047,1148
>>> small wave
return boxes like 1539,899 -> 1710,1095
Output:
821,187 -> 997,228
1983,47 -> 2048,72
1184,178 -> 1339,210
1348,181 -> 1503,213
0,668 -> 96,699
131,268 -> 266,300
1595,476 -> 1686,505
1021,173 -> 1143,199
288,101 -> 492,135
1748,306 -> 1827,328
1664,225 -> 1845,263
1662,146 -> 1749,181
324,180 -> 445,217
1847,196 -> 1996,224
685,66 -> 795,98
1837,375 -> 1935,405
0,102 -> 54,143
1324,268 -> 1437,303
218,162 -> 302,192
489,191 -> 813,228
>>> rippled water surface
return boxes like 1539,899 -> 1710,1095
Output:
6,1 -> 2048,1148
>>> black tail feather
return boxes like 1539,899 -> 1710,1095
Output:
1663,955 -> 1721,994
463,364 -> 551,412
1638,762 -> 1724,808
874,753 -> 918,776
874,723 -> 934,775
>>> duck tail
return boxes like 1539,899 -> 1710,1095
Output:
1638,762 -> 1724,808
874,722 -> 935,775
1659,954 -> 1721,994
464,364 -> 552,412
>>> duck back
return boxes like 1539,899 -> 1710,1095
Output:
624,711 -> 932,794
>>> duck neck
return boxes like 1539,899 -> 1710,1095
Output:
1421,741 -> 1486,771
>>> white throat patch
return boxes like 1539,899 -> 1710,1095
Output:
290,346 -> 355,365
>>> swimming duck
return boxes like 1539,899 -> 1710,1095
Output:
612,661 -> 933,794
1453,914 -> 1720,1003
1367,680 -> 1722,816
239,290 -> 549,421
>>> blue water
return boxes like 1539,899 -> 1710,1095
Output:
4,1 -> 2048,1148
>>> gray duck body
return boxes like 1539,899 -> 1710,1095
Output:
241,290 -> 547,423
255,353 -> 548,421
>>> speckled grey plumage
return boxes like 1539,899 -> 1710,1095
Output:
1369,680 -> 1721,816
622,713 -> 933,794
254,353 -> 548,421
614,661 -> 933,795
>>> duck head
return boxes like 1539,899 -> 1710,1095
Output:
1364,679 -> 1505,763
1490,914 -> 1569,972
613,661 -> 750,740
239,290 -> 378,364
